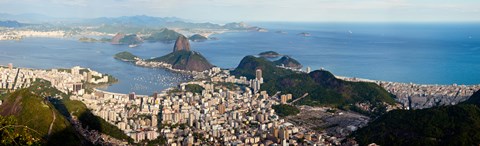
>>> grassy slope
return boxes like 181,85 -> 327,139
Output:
0,89 -> 81,145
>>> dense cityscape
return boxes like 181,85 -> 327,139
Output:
1,0 -> 480,145
1,59 -> 479,145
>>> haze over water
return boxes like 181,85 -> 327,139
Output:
0,22 -> 479,95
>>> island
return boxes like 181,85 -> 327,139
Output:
188,34 -> 208,42
114,51 -> 139,62
258,51 -> 282,58
298,32 -> 311,37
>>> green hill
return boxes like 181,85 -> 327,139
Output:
0,89 -> 82,145
232,55 -> 395,115
0,79 -> 132,144
114,51 -> 138,62
231,55 -> 295,81
352,90 -> 480,146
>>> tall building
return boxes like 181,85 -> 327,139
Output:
86,71 -> 92,83
7,63 -> 12,70
306,66 -> 311,73
217,104 -> 226,115
152,115 -> 158,127
129,92 -> 136,100
279,127 -> 289,140
280,95 -> 288,104
73,83 -> 83,93
256,69 -> 263,83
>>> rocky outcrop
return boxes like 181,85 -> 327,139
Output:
148,35 -> 213,72
111,33 -> 125,44
173,35 -> 191,52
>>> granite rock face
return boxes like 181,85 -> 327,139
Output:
173,35 -> 191,52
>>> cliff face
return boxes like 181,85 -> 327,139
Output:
173,35 -> 191,52
111,33 -> 125,44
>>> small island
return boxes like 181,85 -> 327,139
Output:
79,37 -> 111,43
189,34 -> 208,42
298,32 -> 311,37
114,51 -> 138,62
258,51 -> 282,58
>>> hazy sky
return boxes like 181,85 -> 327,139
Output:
0,0 -> 479,22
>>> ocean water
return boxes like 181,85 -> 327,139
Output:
0,38 -> 191,95
0,22 -> 479,95
194,22 -> 480,85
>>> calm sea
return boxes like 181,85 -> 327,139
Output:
0,22 -> 479,94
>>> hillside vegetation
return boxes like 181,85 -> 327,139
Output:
0,89 -> 81,145
114,51 -> 138,62
352,90 -> 480,146
232,55 -> 395,115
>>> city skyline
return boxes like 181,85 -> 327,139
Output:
0,0 -> 479,23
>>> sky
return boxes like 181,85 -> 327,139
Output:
0,0 -> 479,22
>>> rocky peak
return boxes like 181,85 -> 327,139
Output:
173,35 -> 191,52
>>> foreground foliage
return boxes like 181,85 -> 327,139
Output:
353,90 -> 480,146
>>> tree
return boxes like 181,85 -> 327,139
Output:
0,115 -> 41,145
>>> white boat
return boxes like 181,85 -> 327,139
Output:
129,44 -> 138,48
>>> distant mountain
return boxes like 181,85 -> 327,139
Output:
148,35 -> 213,72
0,13 -> 54,23
144,28 -> 182,43
84,15 -> 182,26
232,55 -> 396,115
0,20 -> 26,28
273,55 -> 303,69
83,15 -> 224,29
353,90 -> 480,145
223,22 -> 249,30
